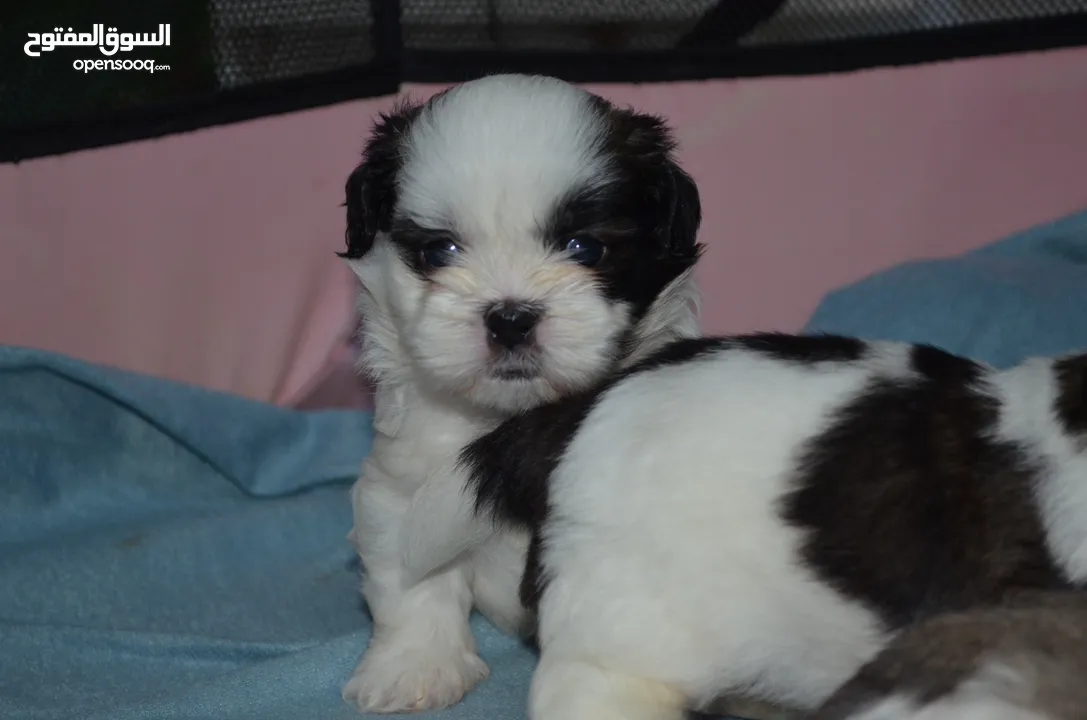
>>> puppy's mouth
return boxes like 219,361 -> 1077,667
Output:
492,367 -> 539,381
489,352 -> 543,381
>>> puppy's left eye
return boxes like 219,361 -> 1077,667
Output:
564,236 -> 605,267
420,238 -> 460,269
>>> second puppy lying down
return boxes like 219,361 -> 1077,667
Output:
459,332 -> 1087,720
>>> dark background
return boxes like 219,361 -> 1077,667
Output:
3,0 -> 1087,163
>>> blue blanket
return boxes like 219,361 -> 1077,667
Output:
2,207 -> 1085,720
0,352 -> 535,720
804,208 -> 1087,365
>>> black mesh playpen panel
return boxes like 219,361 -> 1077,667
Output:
3,0 -> 1087,162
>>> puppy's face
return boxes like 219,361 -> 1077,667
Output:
342,74 -> 702,414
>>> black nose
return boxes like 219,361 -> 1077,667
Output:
485,303 -> 540,350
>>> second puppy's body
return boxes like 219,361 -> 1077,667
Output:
463,333 -> 1087,720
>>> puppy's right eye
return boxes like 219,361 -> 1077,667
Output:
420,238 -> 460,269
564,236 -> 605,268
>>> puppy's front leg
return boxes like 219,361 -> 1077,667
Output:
343,478 -> 488,713
343,566 -> 487,713
470,530 -> 532,636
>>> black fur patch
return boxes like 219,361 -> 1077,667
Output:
782,343 -> 1068,631
539,100 -> 704,321
1055,352 -> 1087,438
520,532 -> 547,612
625,337 -> 733,374
601,108 -> 702,270
460,389 -> 605,609
908,343 -> 984,385
733,332 -> 868,365
339,99 -> 424,260
626,333 -> 868,376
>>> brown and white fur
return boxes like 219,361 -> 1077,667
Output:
812,591 -> 1087,720
338,74 -> 705,713
461,333 -> 1087,720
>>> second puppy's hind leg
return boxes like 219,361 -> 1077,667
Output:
529,654 -> 688,720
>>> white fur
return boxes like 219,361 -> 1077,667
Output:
342,74 -> 700,713
522,344 -> 1085,720
994,359 -> 1087,582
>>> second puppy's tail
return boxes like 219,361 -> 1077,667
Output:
810,592 -> 1087,720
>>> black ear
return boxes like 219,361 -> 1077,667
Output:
658,161 -> 703,268
600,105 -> 704,269
338,101 -> 423,260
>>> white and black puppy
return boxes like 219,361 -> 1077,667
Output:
338,74 -> 703,713
461,332 -> 1087,720
812,591 -> 1087,720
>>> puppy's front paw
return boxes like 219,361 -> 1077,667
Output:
342,640 -> 490,713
